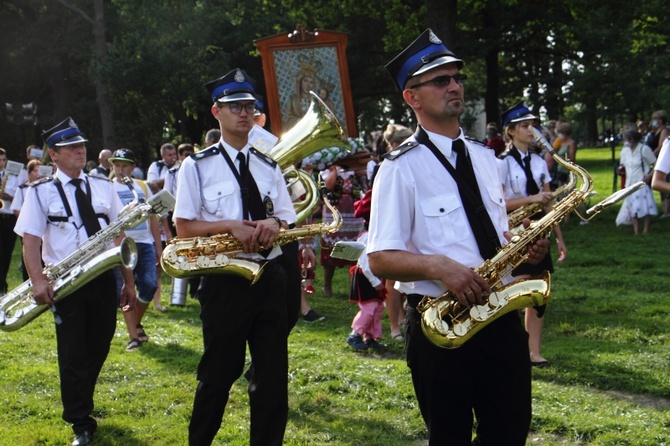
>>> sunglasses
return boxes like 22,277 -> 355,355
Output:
409,73 -> 467,89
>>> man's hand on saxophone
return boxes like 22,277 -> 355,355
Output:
243,217 -> 282,251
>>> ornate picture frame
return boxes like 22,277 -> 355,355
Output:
255,26 -> 357,138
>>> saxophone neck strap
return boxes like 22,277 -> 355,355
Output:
414,126 -> 501,255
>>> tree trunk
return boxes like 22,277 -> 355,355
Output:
425,0 -> 457,49
92,0 -> 116,149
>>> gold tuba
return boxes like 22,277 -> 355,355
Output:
271,91 -> 350,223
418,127 -> 643,348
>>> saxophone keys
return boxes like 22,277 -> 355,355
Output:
164,250 -> 179,263
469,305 -> 490,322
196,256 -> 211,268
453,322 -> 468,337
214,254 -> 230,266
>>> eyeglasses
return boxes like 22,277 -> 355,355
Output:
409,73 -> 467,89
223,103 -> 256,114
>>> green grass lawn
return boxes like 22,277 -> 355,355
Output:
0,146 -> 668,445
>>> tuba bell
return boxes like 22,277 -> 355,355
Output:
270,91 -> 350,223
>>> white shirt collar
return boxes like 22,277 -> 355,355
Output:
423,128 -> 467,159
219,139 -> 250,163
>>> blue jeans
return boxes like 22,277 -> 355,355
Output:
114,242 -> 157,304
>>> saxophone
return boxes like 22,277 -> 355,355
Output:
0,175 -> 175,332
506,172 -> 576,229
161,181 -> 343,285
418,127 -> 644,348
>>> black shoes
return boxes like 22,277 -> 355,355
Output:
72,430 -> 94,446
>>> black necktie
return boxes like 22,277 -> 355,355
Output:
237,152 -> 271,257
452,140 -> 499,260
523,154 -> 540,195
236,152 -> 266,222
70,178 -> 101,237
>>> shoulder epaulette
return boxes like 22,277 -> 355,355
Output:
88,174 -> 111,183
250,147 -> 277,167
465,136 -> 487,148
383,141 -> 419,160
28,176 -> 54,187
498,148 -> 512,159
192,145 -> 220,161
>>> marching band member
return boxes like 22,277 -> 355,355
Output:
173,69 -> 296,446
0,147 -> 20,294
14,118 -> 136,446
367,29 -> 549,445
499,102 -> 567,368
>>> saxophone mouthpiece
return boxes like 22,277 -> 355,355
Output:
530,127 -> 556,155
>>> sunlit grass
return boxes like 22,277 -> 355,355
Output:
0,146 -> 667,444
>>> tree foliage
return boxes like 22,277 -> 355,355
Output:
0,0 -> 669,164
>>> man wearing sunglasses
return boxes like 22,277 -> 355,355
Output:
172,68 -> 296,445
367,29 -> 549,445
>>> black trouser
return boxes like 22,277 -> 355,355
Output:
276,240 -> 302,333
55,271 -> 117,436
189,261 -> 289,446
0,213 -> 17,292
405,295 -> 532,446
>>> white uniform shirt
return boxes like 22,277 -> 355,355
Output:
163,164 -> 180,198
10,183 -> 29,214
173,141 -> 297,260
367,129 -> 508,298
0,170 -> 21,215
14,169 -> 123,265
499,148 -> 552,199
357,231 -> 382,288
146,160 -> 170,182
113,179 -> 154,244
653,138 -> 670,174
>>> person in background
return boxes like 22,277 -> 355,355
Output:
0,147 -> 20,294
615,129 -> 657,234
11,159 -> 44,281
368,30 -> 549,444
91,149 -> 112,178
381,123 -> 413,342
500,102 -> 567,368
16,144 -> 43,185
174,69 -> 297,445
647,110 -> 670,217
162,143 -> 197,303
347,189 -> 385,350
319,164 -> 364,297
109,148 -> 162,350
484,122 -> 505,156
146,143 -> 177,190
15,117 -> 136,446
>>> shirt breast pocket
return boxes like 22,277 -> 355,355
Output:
484,186 -> 507,228
420,194 -> 468,246
203,181 -> 236,213
91,195 -> 111,216
47,201 -> 68,226
255,178 -> 277,201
